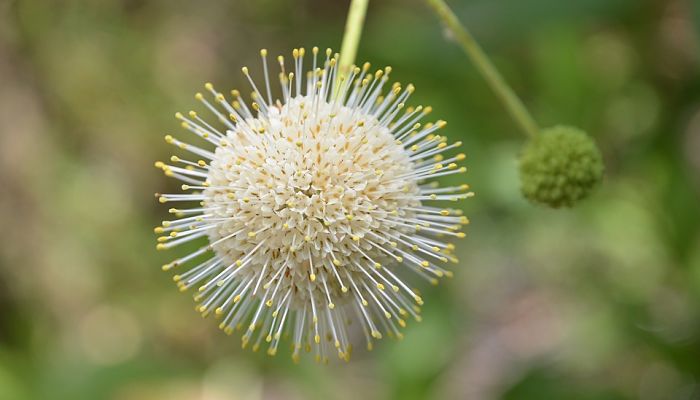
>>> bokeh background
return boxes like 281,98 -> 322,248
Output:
1,0 -> 699,399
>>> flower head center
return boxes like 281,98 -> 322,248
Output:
203,95 -> 417,306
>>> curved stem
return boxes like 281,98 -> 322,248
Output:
338,0 -> 369,77
425,0 -> 539,138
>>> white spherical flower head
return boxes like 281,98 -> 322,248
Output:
155,47 -> 472,363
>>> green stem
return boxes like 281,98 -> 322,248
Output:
425,0 -> 539,138
338,0 -> 369,77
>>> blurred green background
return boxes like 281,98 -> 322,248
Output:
1,0 -> 699,399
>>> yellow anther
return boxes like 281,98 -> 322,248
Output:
421,261 -> 429,267
248,232 -> 256,238
329,303 -> 335,310
333,259 -> 341,266
310,274 -> 316,282
153,227 -> 164,234
456,232 -> 466,238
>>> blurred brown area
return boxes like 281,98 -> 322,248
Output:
0,0 -> 699,399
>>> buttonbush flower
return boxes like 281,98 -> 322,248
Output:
154,47 -> 472,363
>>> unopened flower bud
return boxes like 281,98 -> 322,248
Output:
519,126 -> 603,208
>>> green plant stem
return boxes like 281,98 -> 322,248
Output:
425,0 -> 539,138
338,0 -> 369,77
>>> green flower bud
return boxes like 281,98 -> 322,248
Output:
519,126 -> 604,208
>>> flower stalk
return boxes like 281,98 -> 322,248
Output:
425,0 -> 539,138
338,0 -> 369,77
